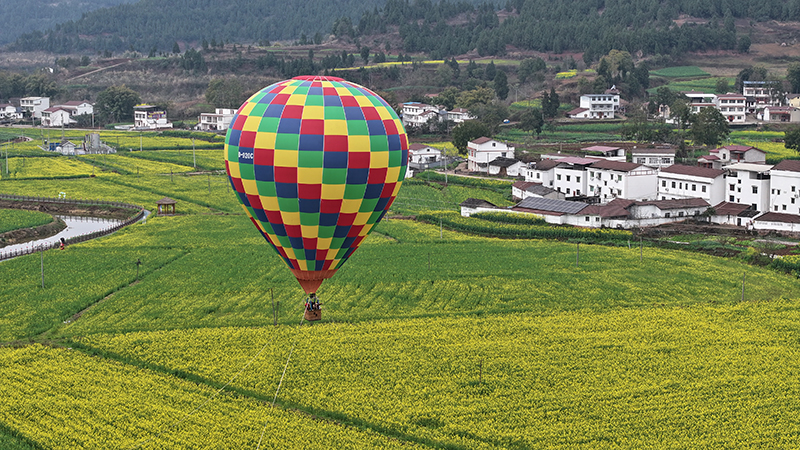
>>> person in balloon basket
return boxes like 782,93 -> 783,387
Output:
305,294 -> 319,311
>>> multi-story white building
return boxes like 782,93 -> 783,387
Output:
698,145 -> 766,169
567,93 -> 620,119
723,163 -> 772,211
401,102 -> 439,127
552,157 -> 596,196
467,137 -> 514,173
743,80 -> 785,113
133,104 -> 173,130
20,97 -> 50,119
682,90 -> 717,114
769,159 -> 800,214
524,159 -> 559,187
762,106 -> 800,123
197,108 -> 236,131
60,101 -> 94,117
0,103 -> 21,120
658,165 -> 726,205
41,106 -> 76,127
631,147 -> 676,168
586,160 -> 658,201
445,108 -> 474,123
716,93 -> 746,123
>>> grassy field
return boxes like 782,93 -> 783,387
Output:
649,66 -> 711,77
2,134 -> 800,448
0,209 -> 54,234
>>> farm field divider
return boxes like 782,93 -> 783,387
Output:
0,194 -> 145,261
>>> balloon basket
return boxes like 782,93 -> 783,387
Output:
304,309 -> 321,322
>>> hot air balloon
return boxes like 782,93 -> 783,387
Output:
224,76 -> 408,296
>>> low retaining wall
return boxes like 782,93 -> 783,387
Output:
0,194 -> 145,261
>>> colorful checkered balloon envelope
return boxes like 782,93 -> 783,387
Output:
225,76 -> 408,294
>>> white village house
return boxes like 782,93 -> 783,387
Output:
698,145 -> 766,169
467,137 -> 515,173
586,160 -> 658,201
657,165 -> 726,205
20,97 -> 50,119
41,106 -> 75,127
723,162 -> 772,211
567,93 -> 620,119
134,104 -> 173,130
631,147 -> 676,168
769,159 -> 800,215
197,108 -> 236,131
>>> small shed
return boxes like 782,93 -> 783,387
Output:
156,197 -> 177,215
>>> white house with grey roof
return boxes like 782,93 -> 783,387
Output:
658,165 -> 726,205
467,137 -> 515,173
586,160 -> 658,201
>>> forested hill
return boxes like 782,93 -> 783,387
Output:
345,0 -> 800,60
0,0 -> 137,46
8,0 -> 800,57
7,0 -> 486,54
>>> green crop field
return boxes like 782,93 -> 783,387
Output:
0,209 -> 54,234
2,132 -> 800,449
649,66 -> 711,78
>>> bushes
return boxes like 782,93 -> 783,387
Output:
417,210 -> 632,242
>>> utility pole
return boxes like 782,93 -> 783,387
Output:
192,138 -> 196,169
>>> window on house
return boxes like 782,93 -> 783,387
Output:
662,180 -> 666,187
577,176 -> 581,183
595,217 -> 600,221
776,205 -> 780,211
536,173 -> 541,179
567,188 -> 571,194
585,216 -> 590,222
617,175 -> 622,182
730,195 -> 735,202
557,174 -> 561,180
752,186 -> 758,194
792,198 -> 796,204
671,181 -> 676,188
665,213 -> 671,218
793,186 -> 797,192
566,175 -> 571,182
692,184 -> 696,191
783,205 -> 787,210
702,186 -> 707,193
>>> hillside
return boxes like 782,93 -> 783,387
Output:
9,0 -> 800,58
0,0 -> 137,46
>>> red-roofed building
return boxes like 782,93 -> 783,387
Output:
763,106 -> 800,122
41,106 -> 75,127
467,137 -> 514,173
701,145 -> 766,169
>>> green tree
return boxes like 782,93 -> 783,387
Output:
433,87 -> 460,110
518,57 -> 546,84
451,120 -> 491,154
172,41 -> 180,54
483,60 -> 496,81
784,126 -> 800,155
205,78 -> 246,109
737,35 -> 751,53
494,70 -> 509,100
471,101 -> 509,134
456,87 -> 494,109
788,63 -> 800,93
691,107 -> 729,147
360,46 -> 370,65
715,78 -> 730,94
519,108 -> 544,136
95,85 -> 141,124
542,87 -> 560,118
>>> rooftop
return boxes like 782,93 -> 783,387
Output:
660,165 -> 725,179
